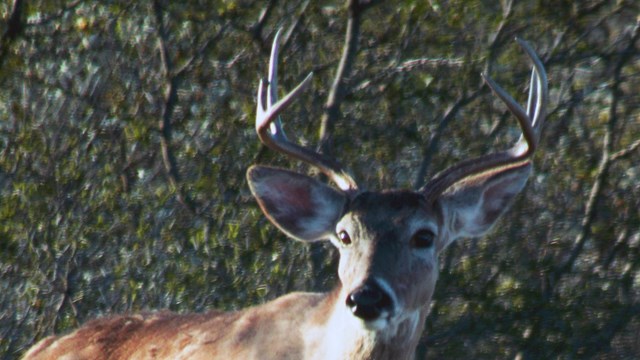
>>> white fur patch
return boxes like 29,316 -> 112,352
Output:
303,295 -> 378,359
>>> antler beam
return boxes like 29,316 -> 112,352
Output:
255,30 -> 358,192
422,38 -> 548,201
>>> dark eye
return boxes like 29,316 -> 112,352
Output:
338,230 -> 352,246
411,229 -> 435,249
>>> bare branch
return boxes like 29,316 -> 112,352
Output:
610,138 -> 640,161
397,57 -> 465,72
249,0 -> 278,42
557,18 -> 640,275
412,89 -> 482,189
174,24 -> 228,79
317,0 -> 378,157
23,0 -> 83,27
152,0 -> 196,214
0,0 -> 24,64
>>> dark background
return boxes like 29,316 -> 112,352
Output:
1,0 -> 639,358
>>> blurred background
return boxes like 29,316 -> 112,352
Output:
1,0 -> 639,358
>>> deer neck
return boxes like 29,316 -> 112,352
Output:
303,286 -> 429,360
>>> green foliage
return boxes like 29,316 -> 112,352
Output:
1,0 -> 639,359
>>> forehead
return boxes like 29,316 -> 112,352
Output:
345,190 -> 439,226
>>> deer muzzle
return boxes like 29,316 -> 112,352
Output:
346,279 -> 393,321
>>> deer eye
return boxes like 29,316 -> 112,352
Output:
411,229 -> 435,249
337,230 -> 352,246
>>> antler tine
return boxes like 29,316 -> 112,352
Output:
519,37 -> 548,140
422,38 -> 548,202
256,30 -> 358,192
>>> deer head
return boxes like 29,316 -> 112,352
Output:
248,30 -> 547,338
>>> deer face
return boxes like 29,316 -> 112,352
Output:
248,168 -> 440,330
333,191 -> 440,328
247,161 -> 532,330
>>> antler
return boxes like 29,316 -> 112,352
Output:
422,38 -> 548,202
255,30 -> 358,192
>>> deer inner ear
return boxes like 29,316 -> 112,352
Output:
247,166 -> 347,242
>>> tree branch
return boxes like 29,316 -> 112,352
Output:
0,0 -> 24,65
249,0 -> 278,44
610,138 -> 640,161
174,24 -> 228,79
317,0 -> 377,156
557,18 -> 640,276
412,90 -> 483,189
152,0 -> 196,214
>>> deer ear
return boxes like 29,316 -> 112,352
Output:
247,166 -> 347,242
437,163 -> 532,247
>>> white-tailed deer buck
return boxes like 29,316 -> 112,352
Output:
23,31 -> 547,360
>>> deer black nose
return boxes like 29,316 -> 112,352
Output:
345,280 -> 393,321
